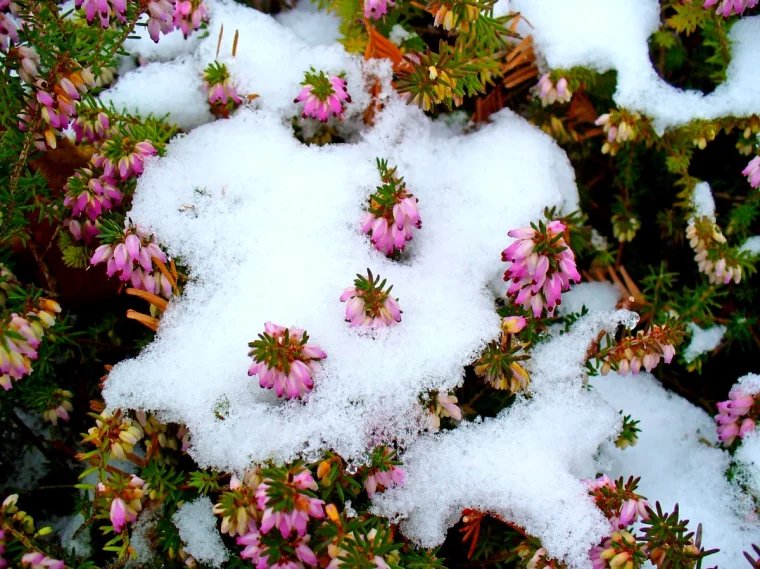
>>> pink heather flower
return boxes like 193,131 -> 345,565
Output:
174,0 -> 208,38
110,496 -> 128,532
584,474 -> 615,493
364,0 -> 394,19
617,497 -> 650,527
67,218 -> 100,243
340,272 -> 401,329
0,13 -> 18,53
715,384 -> 758,446
743,156 -> 760,188
589,544 -> 606,569
21,553 -> 64,569
536,73 -> 572,106
295,69 -> 351,122
255,471 -> 325,538
364,464 -> 404,497
501,316 -> 527,334
147,0 -> 176,42
248,323 -> 326,399
436,393 -> 462,420
704,0 -> 758,16
17,46 -> 41,84
502,220 -> 581,317
63,168 -> 122,221
89,226 -> 173,298
202,61 -> 242,108
72,111 -> 110,144
93,139 -> 158,180
75,0 -> 128,27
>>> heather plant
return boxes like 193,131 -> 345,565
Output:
1,0 -> 760,568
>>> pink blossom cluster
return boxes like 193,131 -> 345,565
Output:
42,389 -> 74,426
501,220 -> 581,318
340,286 -> 401,328
361,196 -> 421,256
255,471 -> 325,537
0,11 -> 18,53
21,553 -> 64,569
75,0 -> 128,27
238,522 -> 318,569
147,0 -> 175,42
174,0 -> 209,38
72,111 -> 110,144
364,0 -> 394,19
716,384 -> 757,446
68,218 -> 100,244
584,475 -> 650,529
202,62 -> 242,108
703,0 -> 758,16
93,139 -> 157,180
295,71 -> 351,122
686,221 -> 742,285
16,46 -> 40,84
536,73 -> 572,106
1,300 -> 61,391
63,168 -> 122,221
743,156 -> 760,188
90,227 -> 173,298
364,464 -> 405,497
98,475 -> 146,533
248,323 -> 327,399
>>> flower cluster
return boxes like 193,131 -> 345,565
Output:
340,270 -> 401,329
364,0 -> 394,19
90,226 -> 173,298
82,409 -> 144,460
361,159 -> 422,257
743,155 -> 760,189
174,0 -> 209,38
686,218 -> 742,285
42,389 -> 74,425
590,530 -> 645,569
147,0 -> 175,42
15,46 -> 40,84
585,475 -> 650,529
72,109 -> 110,144
248,323 -> 326,399
21,553 -> 64,569
428,0 -> 480,32
362,447 -> 405,497
715,383 -> 758,446
598,323 -> 680,376
97,474 -> 147,533
213,472 -> 261,537
295,69 -> 351,122
427,392 -> 462,431
502,220 -> 581,318
63,168 -> 122,221
202,61 -> 242,113
0,11 -> 18,53
704,0 -> 758,16
0,299 -> 61,391
20,69 -> 95,150
75,0 -> 128,28
595,112 -> 641,156
473,316 -> 531,393
93,138 -> 158,180
256,468 -> 325,537
536,73 -> 572,106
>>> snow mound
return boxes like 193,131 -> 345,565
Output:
683,323 -> 726,362
173,497 -> 229,567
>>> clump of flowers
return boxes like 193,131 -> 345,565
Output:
81,409 -> 144,460
256,466 -> 325,537
0,11 -> 18,53
75,0 -> 127,27
686,217 -> 742,285
92,138 -> 158,180
72,109 -> 110,144
247,323 -> 327,399
174,0 -> 209,38
21,553 -> 64,569
364,0 -> 394,19
237,521 -> 318,569
704,0 -> 758,17
596,322 -> 681,376
536,73 -> 572,106
361,447 -> 405,497
147,0 -> 176,42
15,46 -> 41,84
715,382 -> 758,446
585,475 -> 650,529
42,389 -> 74,425
97,474 -> 147,533
611,213 -> 640,243
340,270 -> 401,329
213,471 -> 261,537
295,69 -> 351,122
202,61 -> 242,115
427,392 -> 462,431
615,414 -> 640,450
0,299 -> 61,391
473,316 -> 530,393
590,530 -> 646,569
63,168 -> 122,221
502,220 -> 581,318
90,225 -> 173,298
427,0 -> 480,32
595,112 -> 642,156
361,159 -> 421,257
743,155 -> 760,189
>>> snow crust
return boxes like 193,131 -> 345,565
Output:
593,373 -> 760,568
683,323 -> 726,362
736,430 -> 760,497
508,1 -> 760,132
173,498 -> 229,567
558,281 -> 621,315
691,181 -> 716,220
741,235 -> 760,255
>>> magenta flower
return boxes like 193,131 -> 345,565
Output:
617,496 -> 650,527
255,470 -> 325,538
248,323 -> 326,399
364,0 -> 394,19
340,270 -> 401,328
536,73 -> 572,106
72,111 -> 110,144
67,218 -> 100,243
364,465 -> 404,497
295,69 -> 351,122
743,156 -> 760,188
174,0 -> 208,38
17,46 -> 40,84
202,61 -> 242,108
704,0 -> 758,16
89,226 -> 173,298
93,139 -> 158,180
21,553 -> 64,569
63,169 -> 122,221
147,0 -> 175,42
502,220 -> 581,318
75,0 -> 128,27
715,383 -> 758,446
0,12 -> 18,53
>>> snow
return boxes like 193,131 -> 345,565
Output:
593,372 -> 760,568
558,281 -> 621,315
741,235 -> 760,255
683,323 -> 726,362
276,0 -> 341,47
735,430 -> 760,497
56,514 -> 92,557
507,1 -> 760,133
691,181 -> 716,220
173,497 -> 229,567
